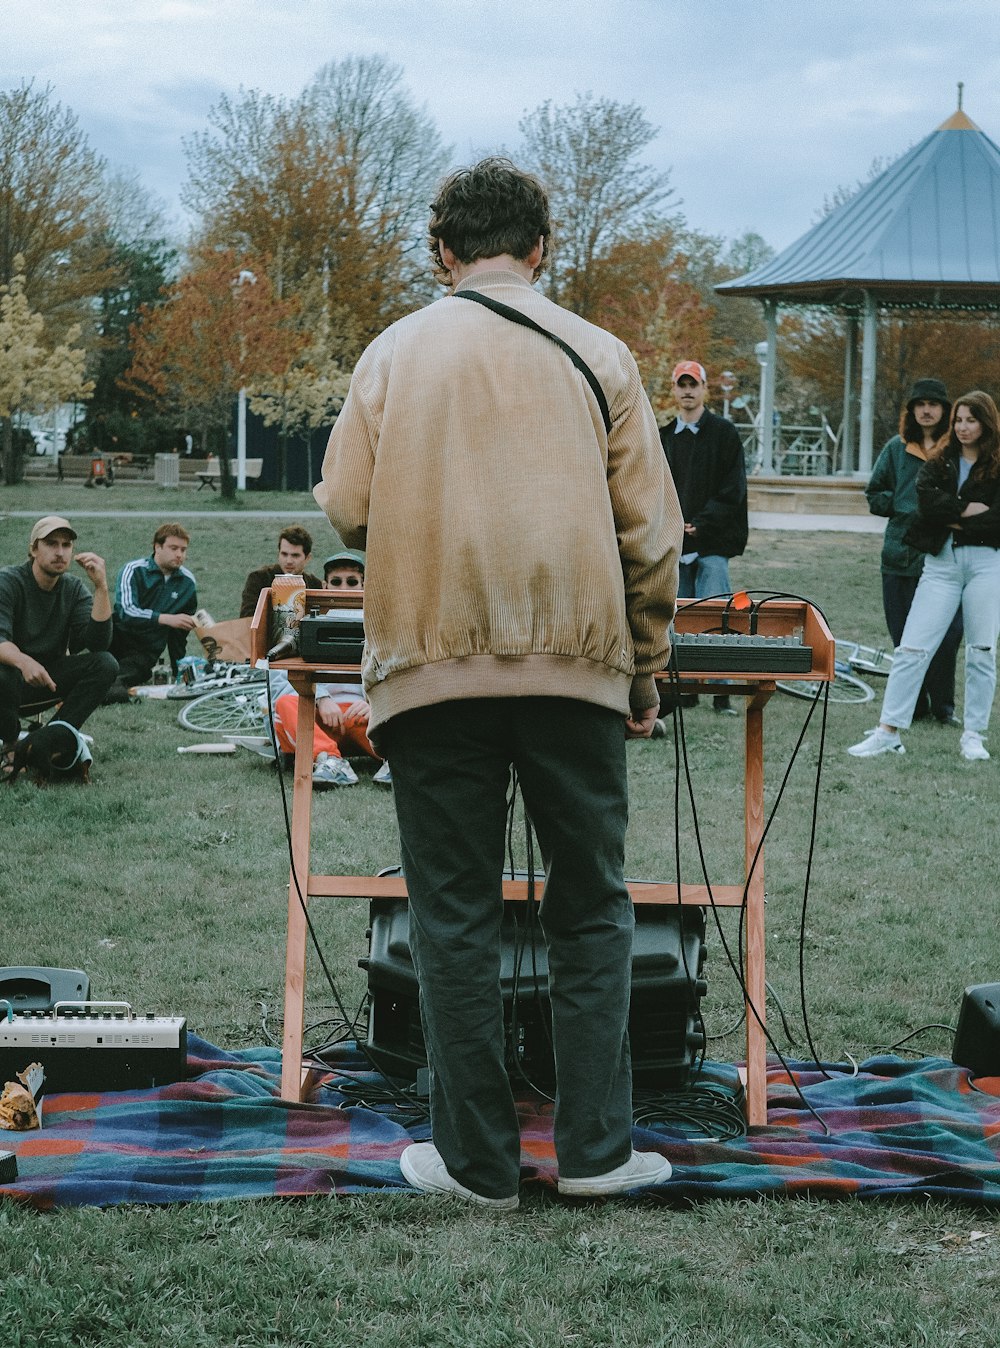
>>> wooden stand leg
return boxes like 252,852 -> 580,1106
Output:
744,700 -> 767,1126
280,692 -> 317,1102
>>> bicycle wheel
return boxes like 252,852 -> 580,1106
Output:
777,669 -> 875,704
177,687 -> 269,734
847,645 -> 894,679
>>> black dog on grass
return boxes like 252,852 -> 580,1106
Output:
3,723 -> 92,785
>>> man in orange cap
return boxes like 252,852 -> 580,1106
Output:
661,361 -> 748,714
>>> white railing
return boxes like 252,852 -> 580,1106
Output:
734,417 -> 841,477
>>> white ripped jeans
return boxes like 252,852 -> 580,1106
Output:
880,538 -> 1000,734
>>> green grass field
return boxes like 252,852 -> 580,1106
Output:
2,490 -> 998,1347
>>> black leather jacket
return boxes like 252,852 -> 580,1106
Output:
904,450 -> 1000,554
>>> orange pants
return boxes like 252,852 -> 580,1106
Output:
273,692 -> 378,762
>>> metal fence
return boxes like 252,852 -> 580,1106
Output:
734,417 -> 841,477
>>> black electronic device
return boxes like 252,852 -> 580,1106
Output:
298,609 -> 365,665
358,891 -> 707,1092
0,966 -> 90,1013
0,1002 -> 187,1093
952,982 -> 1000,1078
668,630 -> 813,674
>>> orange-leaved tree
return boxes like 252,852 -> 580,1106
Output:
124,247 -> 303,497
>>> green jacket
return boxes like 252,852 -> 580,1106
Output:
865,436 -> 928,577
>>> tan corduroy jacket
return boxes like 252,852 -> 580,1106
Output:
314,269 -> 682,737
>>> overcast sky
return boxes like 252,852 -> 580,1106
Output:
6,0 -> 1000,256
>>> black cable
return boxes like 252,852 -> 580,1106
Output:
264,669 -> 426,1115
871,1023 -> 957,1055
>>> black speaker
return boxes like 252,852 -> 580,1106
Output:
952,983 -> 1000,1077
358,895 -> 707,1092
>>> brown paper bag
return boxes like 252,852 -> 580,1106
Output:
196,618 -> 252,664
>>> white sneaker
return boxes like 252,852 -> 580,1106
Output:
400,1143 -> 519,1209
312,752 -> 358,786
558,1148 -> 672,1197
847,728 -> 905,758
960,731 -> 990,761
372,760 -> 392,786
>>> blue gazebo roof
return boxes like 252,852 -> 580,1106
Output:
717,111 -> 1000,308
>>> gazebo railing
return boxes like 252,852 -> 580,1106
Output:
735,416 -> 841,477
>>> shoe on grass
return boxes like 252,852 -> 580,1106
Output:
960,731 -> 990,761
399,1143 -> 519,1209
712,695 -> 738,716
935,710 -> 961,728
312,752 -> 358,786
649,718 -> 668,739
847,728 -> 905,758
558,1149 -> 672,1197
372,760 -> 392,786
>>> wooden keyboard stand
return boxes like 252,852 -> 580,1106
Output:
252,593 -> 834,1125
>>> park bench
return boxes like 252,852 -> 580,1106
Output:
196,458 -> 263,490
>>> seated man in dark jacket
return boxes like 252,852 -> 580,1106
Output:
660,360 -> 748,714
106,522 -> 198,699
0,515 -> 117,764
239,525 -> 323,618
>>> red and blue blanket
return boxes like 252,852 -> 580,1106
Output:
2,1038 -> 998,1209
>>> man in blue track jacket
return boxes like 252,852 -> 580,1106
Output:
107,523 -> 198,699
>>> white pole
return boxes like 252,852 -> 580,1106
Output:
858,291 -> 877,478
841,314 -> 859,475
237,387 -> 247,491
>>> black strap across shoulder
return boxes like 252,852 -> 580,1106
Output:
455,289 -> 611,435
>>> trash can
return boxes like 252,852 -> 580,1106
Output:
154,453 -> 180,488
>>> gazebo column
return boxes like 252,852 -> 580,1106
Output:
858,291 -> 878,477
841,314 -> 859,473
760,300 -> 778,474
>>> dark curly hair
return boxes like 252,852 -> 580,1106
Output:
427,157 -> 551,287
929,390 -> 1000,479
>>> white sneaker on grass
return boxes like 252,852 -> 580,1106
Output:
847,728 -> 905,758
312,752 -> 358,786
372,760 -> 392,786
960,731 -> 990,761
558,1148 -> 672,1197
400,1143 -> 519,1209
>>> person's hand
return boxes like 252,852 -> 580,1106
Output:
962,501 -> 988,517
159,613 -> 198,630
625,705 -> 660,739
316,696 -> 345,733
17,655 -> 57,691
683,523 -> 697,536
75,552 -> 108,587
342,699 -> 370,725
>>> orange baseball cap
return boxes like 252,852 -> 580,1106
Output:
672,361 -> 706,383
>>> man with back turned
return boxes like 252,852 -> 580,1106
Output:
316,158 -> 682,1207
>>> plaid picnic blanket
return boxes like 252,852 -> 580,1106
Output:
2,1037 -> 998,1209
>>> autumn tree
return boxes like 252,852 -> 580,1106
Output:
248,279 -> 352,489
124,248 -> 303,498
519,94 -> 675,320
0,261 -> 93,483
183,55 -> 447,365
0,83 -> 111,324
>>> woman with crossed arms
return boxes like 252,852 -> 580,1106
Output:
850,390 -> 1000,763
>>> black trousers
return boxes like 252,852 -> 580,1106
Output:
382,697 -> 635,1199
882,572 -> 963,717
0,650 -> 118,745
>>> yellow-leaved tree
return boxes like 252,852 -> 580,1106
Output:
0,260 -> 93,484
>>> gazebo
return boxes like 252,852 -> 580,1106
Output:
716,99 -> 1000,476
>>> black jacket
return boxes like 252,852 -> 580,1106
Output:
660,409 -> 748,558
904,450 -> 1000,554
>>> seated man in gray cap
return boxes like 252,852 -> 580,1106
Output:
0,516 -> 117,775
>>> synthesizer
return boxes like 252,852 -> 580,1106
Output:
666,629 -> 813,674
0,1004 -> 187,1093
